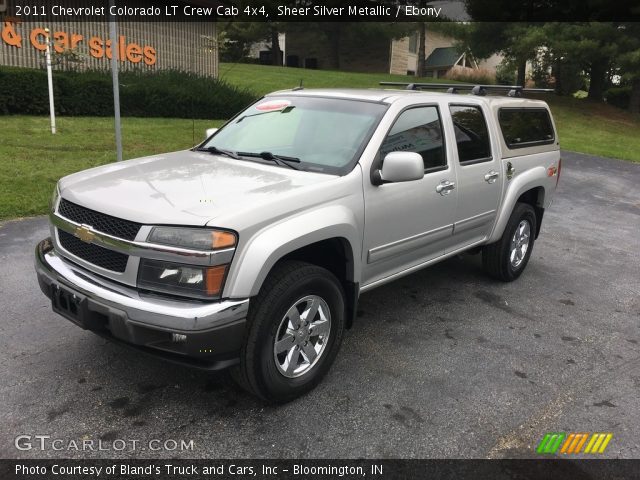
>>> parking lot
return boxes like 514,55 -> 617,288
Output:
1,151 -> 639,459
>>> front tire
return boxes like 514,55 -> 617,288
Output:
482,203 -> 537,282
231,261 -> 345,403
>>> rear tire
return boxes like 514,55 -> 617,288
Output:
231,260 -> 345,403
482,203 -> 537,282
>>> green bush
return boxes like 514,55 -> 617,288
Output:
604,86 -> 631,110
0,67 -> 256,118
495,63 -> 516,86
0,67 -> 52,114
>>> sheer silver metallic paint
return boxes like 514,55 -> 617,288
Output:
50,89 -> 560,302
35,245 -> 249,332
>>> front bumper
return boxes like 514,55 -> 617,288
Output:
35,238 -> 249,370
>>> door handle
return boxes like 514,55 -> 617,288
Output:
484,171 -> 499,183
436,180 -> 456,195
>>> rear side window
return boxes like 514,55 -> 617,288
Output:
450,105 -> 491,164
380,106 -> 446,171
498,108 -> 554,148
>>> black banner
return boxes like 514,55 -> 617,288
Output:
2,0 -> 640,22
2,459 -> 640,480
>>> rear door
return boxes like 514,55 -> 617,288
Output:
447,103 -> 502,251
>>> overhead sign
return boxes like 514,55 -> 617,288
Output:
1,21 -> 157,65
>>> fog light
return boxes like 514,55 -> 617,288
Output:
172,333 -> 187,343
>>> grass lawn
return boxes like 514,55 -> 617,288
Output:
218,62 -> 453,95
1,63 -> 639,220
0,116 -> 223,220
219,63 -> 640,162
543,95 -> 640,162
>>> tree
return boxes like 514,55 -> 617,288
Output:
268,23 -> 282,66
416,22 -> 426,77
295,22 -> 412,70
413,0 -> 431,78
461,0 -> 551,85
219,22 -> 264,62
541,23 -> 622,100
431,22 -> 545,85
617,23 -> 640,113
219,21 -> 286,65
316,22 -> 345,69
460,0 -> 640,100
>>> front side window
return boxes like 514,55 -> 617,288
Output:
202,96 -> 387,175
450,105 -> 491,164
498,108 -> 555,148
379,106 -> 446,171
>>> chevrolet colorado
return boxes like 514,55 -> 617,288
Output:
35,85 -> 561,402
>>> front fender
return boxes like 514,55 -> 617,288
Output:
223,205 -> 362,298
487,165 -> 547,244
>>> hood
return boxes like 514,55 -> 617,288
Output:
59,150 -> 335,226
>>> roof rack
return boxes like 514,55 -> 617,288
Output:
379,82 -> 554,97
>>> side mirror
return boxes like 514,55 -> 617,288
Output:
205,127 -> 218,139
373,152 -> 424,185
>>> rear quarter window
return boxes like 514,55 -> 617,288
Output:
498,108 -> 555,149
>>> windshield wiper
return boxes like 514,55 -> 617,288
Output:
237,151 -> 301,170
195,145 -> 240,160
236,106 -> 295,124
197,147 -> 301,170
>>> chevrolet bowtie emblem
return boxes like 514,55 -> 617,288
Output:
74,225 -> 95,243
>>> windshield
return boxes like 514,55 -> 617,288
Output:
200,96 -> 387,174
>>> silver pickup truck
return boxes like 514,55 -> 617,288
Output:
35,86 -> 561,402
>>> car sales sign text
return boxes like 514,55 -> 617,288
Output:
2,21 -> 157,65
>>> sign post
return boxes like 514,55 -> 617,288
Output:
44,28 -> 56,134
109,0 -> 123,162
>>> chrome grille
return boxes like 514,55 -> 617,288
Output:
58,229 -> 128,273
58,199 -> 141,241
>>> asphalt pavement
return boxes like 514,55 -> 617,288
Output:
1,151 -> 639,459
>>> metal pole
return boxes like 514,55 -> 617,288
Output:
109,0 -> 123,162
44,28 -> 56,134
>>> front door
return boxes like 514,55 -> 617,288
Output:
362,105 -> 458,288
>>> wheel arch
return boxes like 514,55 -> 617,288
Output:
515,186 -> 545,239
223,206 -> 361,327
278,237 -> 359,329
488,167 -> 547,243
234,236 -> 359,329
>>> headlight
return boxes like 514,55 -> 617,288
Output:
140,227 -> 236,299
138,259 -> 227,299
148,227 -> 236,251
50,182 -> 60,213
